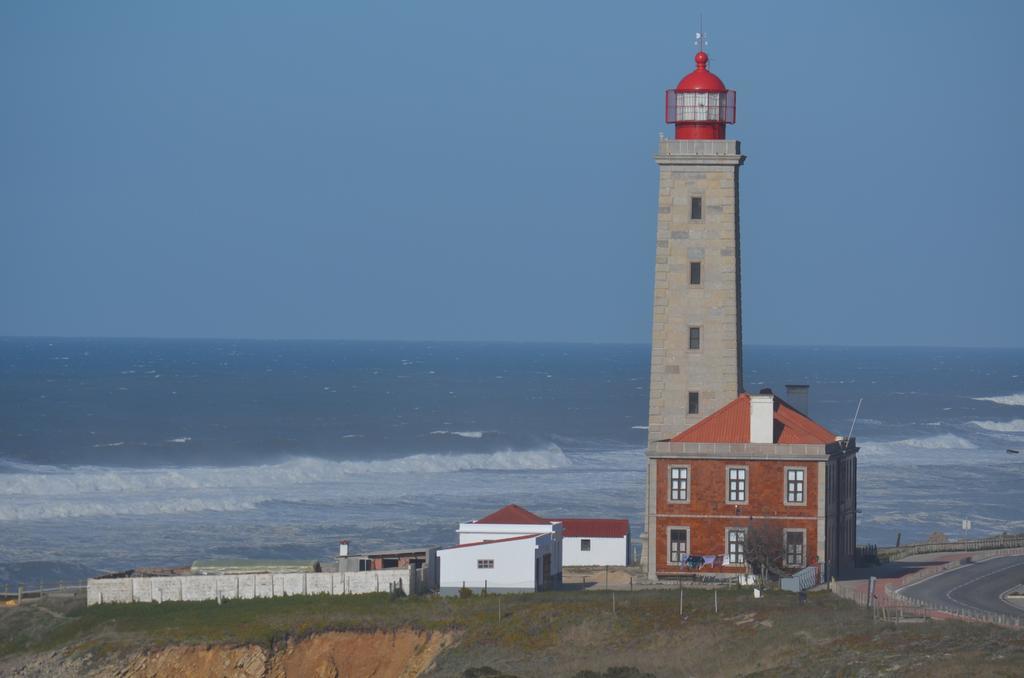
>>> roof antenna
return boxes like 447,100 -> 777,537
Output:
845,398 -> 863,448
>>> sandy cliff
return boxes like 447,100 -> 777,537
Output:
6,629 -> 453,678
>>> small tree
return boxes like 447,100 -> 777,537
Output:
744,519 -> 787,586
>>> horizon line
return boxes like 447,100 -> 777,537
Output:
1,334 -> 1022,351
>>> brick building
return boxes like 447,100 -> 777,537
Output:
646,390 -> 857,580
640,46 -> 858,581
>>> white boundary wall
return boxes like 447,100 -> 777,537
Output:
87,568 -> 412,606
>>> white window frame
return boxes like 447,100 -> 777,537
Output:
784,466 -> 807,506
726,527 -> 746,565
666,526 -> 690,564
726,465 -> 748,504
477,559 -> 494,569
580,539 -> 591,552
784,528 -> 807,568
668,465 -> 690,503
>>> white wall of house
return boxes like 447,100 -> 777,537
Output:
438,532 -> 561,594
562,535 -> 629,567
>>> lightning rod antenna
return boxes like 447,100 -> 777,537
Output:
845,398 -> 863,448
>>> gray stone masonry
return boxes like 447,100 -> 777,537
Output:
647,138 -> 745,444
642,138 -> 745,581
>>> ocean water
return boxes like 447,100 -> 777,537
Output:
1,338 -> 1022,586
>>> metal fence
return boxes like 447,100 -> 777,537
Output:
889,587 -> 1023,629
829,549 -> 1024,629
0,581 -> 87,604
878,534 -> 1024,561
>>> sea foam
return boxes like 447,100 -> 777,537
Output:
969,419 -> 1024,433
0,445 -> 571,500
857,433 -> 979,462
430,430 -> 487,438
973,392 -> 1024,406
891,434 -> 978,450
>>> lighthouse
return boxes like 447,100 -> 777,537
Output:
646,48 -> 743,446
640,47 -> 858,581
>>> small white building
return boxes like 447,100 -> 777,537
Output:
437,504 -> 563,595
554,518 -> 630,567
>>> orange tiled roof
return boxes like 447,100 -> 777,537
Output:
670,393 -> 835,445
474,504 -> 551,525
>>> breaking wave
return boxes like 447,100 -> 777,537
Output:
430,430 -> 487,438
890,434 -> 978,450
0,496 -> 264,522
0,446 -> 570,500
970,419 -> 1024,433
0,445 -> 571,521
857,434 -> 979,463
973,392 -> 1024,406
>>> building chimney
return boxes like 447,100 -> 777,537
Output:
339,540 -> 349,557
749,393 -> 775,443
785,384 -> 810,417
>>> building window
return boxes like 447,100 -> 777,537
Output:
727,528 -> 746,565
668,528 -> 689,563
689,261 -> 702,285
786,468 -> 806,504
727,467 -> 747,503
688,326 -> 701,350
690,196 -> 702,220
477,559 -> 494,569
688,391 -> 700,415
785,530 -> 805,568
581,539 -> 591,552
669,466 -> 689,502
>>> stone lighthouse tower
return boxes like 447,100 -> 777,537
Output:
641,47 -> 744,571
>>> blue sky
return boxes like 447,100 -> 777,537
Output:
2,1 -> 1022,346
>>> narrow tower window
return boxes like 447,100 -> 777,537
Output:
687,392 -> 699,415
688,326 -> 701,350
690,196 -> 702,220
689,261 -> 702,285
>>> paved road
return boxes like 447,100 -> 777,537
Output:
899,555 -> 1024,620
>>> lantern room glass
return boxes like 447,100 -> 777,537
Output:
665,89 -> 736,125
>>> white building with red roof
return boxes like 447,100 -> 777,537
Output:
437,504 -> 563,595
437,505 -> 631,594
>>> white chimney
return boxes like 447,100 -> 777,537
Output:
749,393 -> 775,443
339,540 -> 349,557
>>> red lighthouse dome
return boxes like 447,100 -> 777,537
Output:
665,51 -> 736,140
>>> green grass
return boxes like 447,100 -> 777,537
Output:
3,587 -> 1023,676
0,587 -> 842,657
